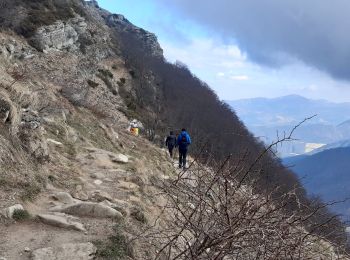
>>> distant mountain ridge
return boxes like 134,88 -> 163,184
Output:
308,139 -> 350,155
226,95 -> 350,157
283,147 -> 350,219
227,95 -> 350,126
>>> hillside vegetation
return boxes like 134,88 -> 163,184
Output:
0,0 -> 348,259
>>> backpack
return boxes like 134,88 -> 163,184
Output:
180,134 -> 187,144
168,135 -> 176,146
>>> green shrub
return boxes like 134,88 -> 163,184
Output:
95,224 -> 133,259
130,207 -> 147,223
117,78 -> 126,87
97,69 -> 117,95
129,70 -> 136,78
98,69 -> 113,79
12,209 -> 31,221
48,175 -> 56,182
0,177 -> 7,186
87,79 -> 99,88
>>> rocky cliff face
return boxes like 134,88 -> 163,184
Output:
105,14 -> 163,58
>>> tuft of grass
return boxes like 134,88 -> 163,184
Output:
130,207 -> 147,224
67,112 -> 119,153
62,141 -> 77,157
12,209 -> 31,221
120,78 -> 126,84
97,69 -> 117,95
129,70 -> 136,78
117,78 -> 126,88
87,79 -> 99,88
20,182 -> 41,201
48,175 -> 56,182
0,177 -> 8,187
98,69 -> 114,79
95,224 -> 133,259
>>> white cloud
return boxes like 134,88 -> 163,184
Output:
217,61 -> 245,69
161,38 -> 246,70
308,84 -> 319,91
230,75 -> 249,81
160,36 -> 350,102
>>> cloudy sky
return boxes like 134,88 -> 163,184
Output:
97,0 -> 350,102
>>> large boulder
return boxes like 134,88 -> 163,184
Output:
112,153 -> 128,164
37,213 -> 85,232
51,192 -> 75,204
51,202 -> 123,219
31,243 -> 96,260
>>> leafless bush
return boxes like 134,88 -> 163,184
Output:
129,161 -> 347,259
6,65 -> 28,88
126,128 -> 348,259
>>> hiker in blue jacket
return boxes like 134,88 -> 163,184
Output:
177,128 -> 191,169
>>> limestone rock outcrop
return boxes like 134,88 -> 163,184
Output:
31,17 -> 87,52
37,213 -> 86,232
51,202 -> 123,219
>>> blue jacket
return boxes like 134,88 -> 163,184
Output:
177,131 -> 191,150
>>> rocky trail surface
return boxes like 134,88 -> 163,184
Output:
0,127 -> 176,259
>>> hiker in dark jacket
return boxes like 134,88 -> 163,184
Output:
177,128 -> 191,169
165,131 -> 177,158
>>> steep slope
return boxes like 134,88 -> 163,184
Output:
0,0 -> 348,259
284,147 -> 350,219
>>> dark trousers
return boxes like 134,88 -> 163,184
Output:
179,149 -> 187,168
168,145 -> 174,157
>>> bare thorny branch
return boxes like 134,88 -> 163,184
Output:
126,116 -> 349,259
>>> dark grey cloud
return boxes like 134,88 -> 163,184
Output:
157,0 -> 350,80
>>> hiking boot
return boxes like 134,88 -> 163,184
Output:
179,165 -> 182,169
